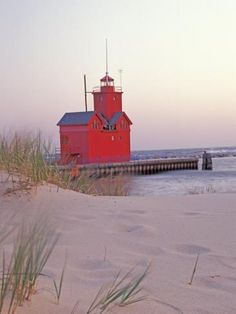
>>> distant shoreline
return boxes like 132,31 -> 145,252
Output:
131,146 -> 236,160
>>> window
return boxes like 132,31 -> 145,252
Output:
120,120 -> 126,129
93,120 -> 99,129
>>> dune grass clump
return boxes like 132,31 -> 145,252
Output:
0,216 -> 59,314
0,132 -> 69,194
68,173 -> 130,196
0,132 -> 56,184
92,175 -> 130,196
72,265 -> 149,313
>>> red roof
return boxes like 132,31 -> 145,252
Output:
100,74 -> 114,82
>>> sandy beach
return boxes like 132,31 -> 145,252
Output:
1,173 -> 236,314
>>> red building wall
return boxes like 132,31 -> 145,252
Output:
59,125 -> 89,164
87,128 -> 130,163
59,116 -> 130,164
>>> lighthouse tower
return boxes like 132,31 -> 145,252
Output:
93,74 -> 122,119
57,59 -> 132,164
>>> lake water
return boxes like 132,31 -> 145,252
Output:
127,147 -> 236,196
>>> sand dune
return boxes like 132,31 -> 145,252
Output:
1,173 -> 236,313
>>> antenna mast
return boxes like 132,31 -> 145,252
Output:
105,38 -> 108,75
83,74 -> 88,112
119,69 -> 123,90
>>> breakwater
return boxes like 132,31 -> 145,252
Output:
64,157 -> 199,176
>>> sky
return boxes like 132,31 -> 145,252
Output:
0,0 -> 236,150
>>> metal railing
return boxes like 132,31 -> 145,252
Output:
92,86 -> 122,93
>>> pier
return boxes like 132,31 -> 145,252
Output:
65,157 -> 199,177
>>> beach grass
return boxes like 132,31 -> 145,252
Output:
68,173 -> 130,196
92,175 -> 130,196
188,254 -> 200,285
0,132 -> 54,184
0,216 -> 59,314
71,265 -> 149,313
52,255 -> 67,304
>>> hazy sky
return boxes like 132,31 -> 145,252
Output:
0,0 -> 235,150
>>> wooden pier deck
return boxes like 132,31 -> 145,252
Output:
65,157 -> 199,176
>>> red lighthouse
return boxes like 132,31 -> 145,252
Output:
57,71 -> 132,164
